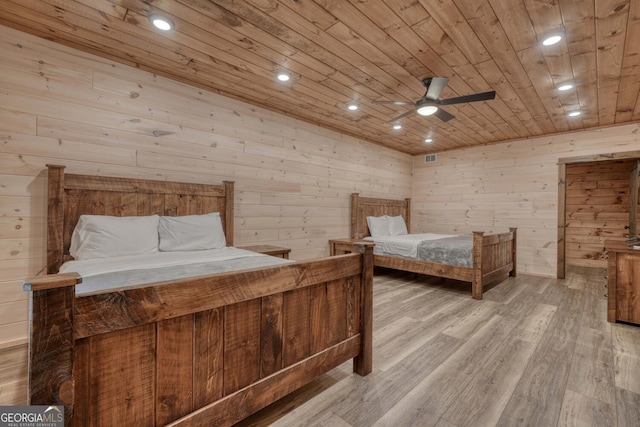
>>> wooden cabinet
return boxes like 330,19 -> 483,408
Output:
606,240 -> 640,325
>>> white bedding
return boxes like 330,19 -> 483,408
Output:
364,233 -> 457,258
59,247 -> 293,295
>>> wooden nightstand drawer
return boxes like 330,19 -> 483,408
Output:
239,245 -> 291,259
329,238 -> 370,256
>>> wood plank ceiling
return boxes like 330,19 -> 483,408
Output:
1,0 -> 639,155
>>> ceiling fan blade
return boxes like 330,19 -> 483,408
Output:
438,90 -> 496,105
372,100 -> 415,106
425,77 -> 449,100
386,108 -> 418,123
434,108 -> 455,122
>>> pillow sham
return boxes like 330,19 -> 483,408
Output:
388,215 -> 408,235
158,212 -> 226,251
70,214 -> 160,261
366,215 -> 390,238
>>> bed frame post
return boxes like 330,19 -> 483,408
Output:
224,181 -> 235,246
510,227 -> 517,277
472,231 -> 484,300
405,198 -> 411,233
352,242 -> 374,375
47,165 -> 65,274
23,273 -> 81,427
351,193 -> 360,238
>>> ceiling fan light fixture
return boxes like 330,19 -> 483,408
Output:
542,33 -> 563,46
416,105 -> 438,116
275,70 -> 291,82
149,14 -> 174,31
557,82 -> 574,91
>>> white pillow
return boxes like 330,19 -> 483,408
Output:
366,215 -> 389,238
70,215 -> 160,261
158,212 -> 226,251
388,215 -> 408,235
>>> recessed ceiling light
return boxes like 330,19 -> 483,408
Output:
347,103 -> 359,111
424,138 -> 433,143
392,124 -> 402,130
557,82 -> 574,91
568,110 -> 581,117
275,70 -> 291,82
149,14 -> 174,31
542,33 -> 563,46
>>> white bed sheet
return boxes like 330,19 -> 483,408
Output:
59,247 -> 297,296
59,246 -> 275,277
364,233 -> 457,258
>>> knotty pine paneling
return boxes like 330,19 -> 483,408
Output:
0,24 -> 411,403
413,124 -> 640,277
565,160 -> 637,268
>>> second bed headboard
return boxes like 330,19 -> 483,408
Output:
46,165 -> 234,274
350,193 -> 411,239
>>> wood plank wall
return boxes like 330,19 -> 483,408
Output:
0,25 -> 411,404
565,160 -> 636,269
2,21 -> 640,407
412,125 -> 640,277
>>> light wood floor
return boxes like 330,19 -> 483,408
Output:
236,267 -> 640,427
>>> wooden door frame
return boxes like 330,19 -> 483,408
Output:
630,160 -> 639,237
557,150 -> 640,279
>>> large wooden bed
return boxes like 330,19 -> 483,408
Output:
350,193 -> 516,299
23,165 -> 374,427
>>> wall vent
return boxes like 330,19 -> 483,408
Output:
424,154 -> 437,163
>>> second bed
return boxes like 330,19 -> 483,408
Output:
350,193 -> 517,299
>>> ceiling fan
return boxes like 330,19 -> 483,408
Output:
373,77 -> 496,123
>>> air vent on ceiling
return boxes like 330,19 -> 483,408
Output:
424,154 -> 437,163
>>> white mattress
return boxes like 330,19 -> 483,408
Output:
59,247 -> 293,295
364,233 -> 457,258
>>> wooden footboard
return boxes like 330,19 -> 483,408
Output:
367,228 -> 517,300
472,227 -> 517,299
24,245 -> 373,427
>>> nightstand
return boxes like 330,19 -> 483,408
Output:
239,245 -> 291,259
329,238 -> 370,256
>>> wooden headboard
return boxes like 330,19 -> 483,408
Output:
46,165 -> 234,274
350,193 -> 411,239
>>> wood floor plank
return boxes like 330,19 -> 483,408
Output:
557,389 -> 616,427
495,287 -> 586,427
238,267 -> 640,427
613,324 -> 640,394
565,327 -> 616,405
442,299 -> 501,339
334,333 -> 463,426
373,314 -> 457,372
513,302 -> 557,343
615,387 -> 640,427
372,314 -> 521,426
441,337 -> 536,427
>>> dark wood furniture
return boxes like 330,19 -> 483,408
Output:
239,244 -> 291,259
350,193 -> 517,299
330,238 -> 369,256
23,165 -> 374,427
606,239 -> 640,325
